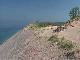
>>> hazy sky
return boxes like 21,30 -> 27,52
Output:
0,0 -> 80,26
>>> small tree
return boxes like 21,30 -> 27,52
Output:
69,7 -> 80,19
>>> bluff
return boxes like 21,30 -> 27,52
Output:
0,17 -> 80,60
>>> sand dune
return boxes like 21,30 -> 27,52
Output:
0,17 -> 80,60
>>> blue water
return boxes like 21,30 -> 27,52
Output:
0,27 -> 18,44
0,22 -> 27,44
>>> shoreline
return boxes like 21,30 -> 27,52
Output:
0,28 -> 23,45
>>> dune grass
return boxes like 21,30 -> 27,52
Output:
28,22 -> 65,29
48,35 -> 74,50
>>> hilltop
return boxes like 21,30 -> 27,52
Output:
0,17 -> 80,60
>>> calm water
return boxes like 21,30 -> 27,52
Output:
0,22 -> 27,44
0,27 -> 18,44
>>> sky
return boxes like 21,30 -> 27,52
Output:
0,0 -> 80,27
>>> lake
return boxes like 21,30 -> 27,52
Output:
0,21 -> 28,44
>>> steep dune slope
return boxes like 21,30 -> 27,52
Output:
0,27 -> 63,60
0,17 -> 80,60
59,17 -> 80,45
58,27 -> 80,45
0,29 -> 35,60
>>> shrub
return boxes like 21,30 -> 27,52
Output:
48,36 -> 74,50
48,35 -> 59,43
57,39 -> 74,50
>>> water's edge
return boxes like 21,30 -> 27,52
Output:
0,28 -> 23,45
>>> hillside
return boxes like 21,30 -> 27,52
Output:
59,17 -> 80,45
0,17 -> 80,60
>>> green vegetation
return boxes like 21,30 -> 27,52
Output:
28,23 -> 50,29
28,23 -> 51,29
36,22 -> 65,26
57,38 -> 74,50
28,22 -> 65,29
48,35 -> 59,43
35,22 -> 52,28
69,7 -> 80,19
48,35 -> 74,50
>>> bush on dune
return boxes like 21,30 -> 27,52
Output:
48,35 -> 74,50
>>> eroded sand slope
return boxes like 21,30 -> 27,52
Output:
0,17 -> 80,60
